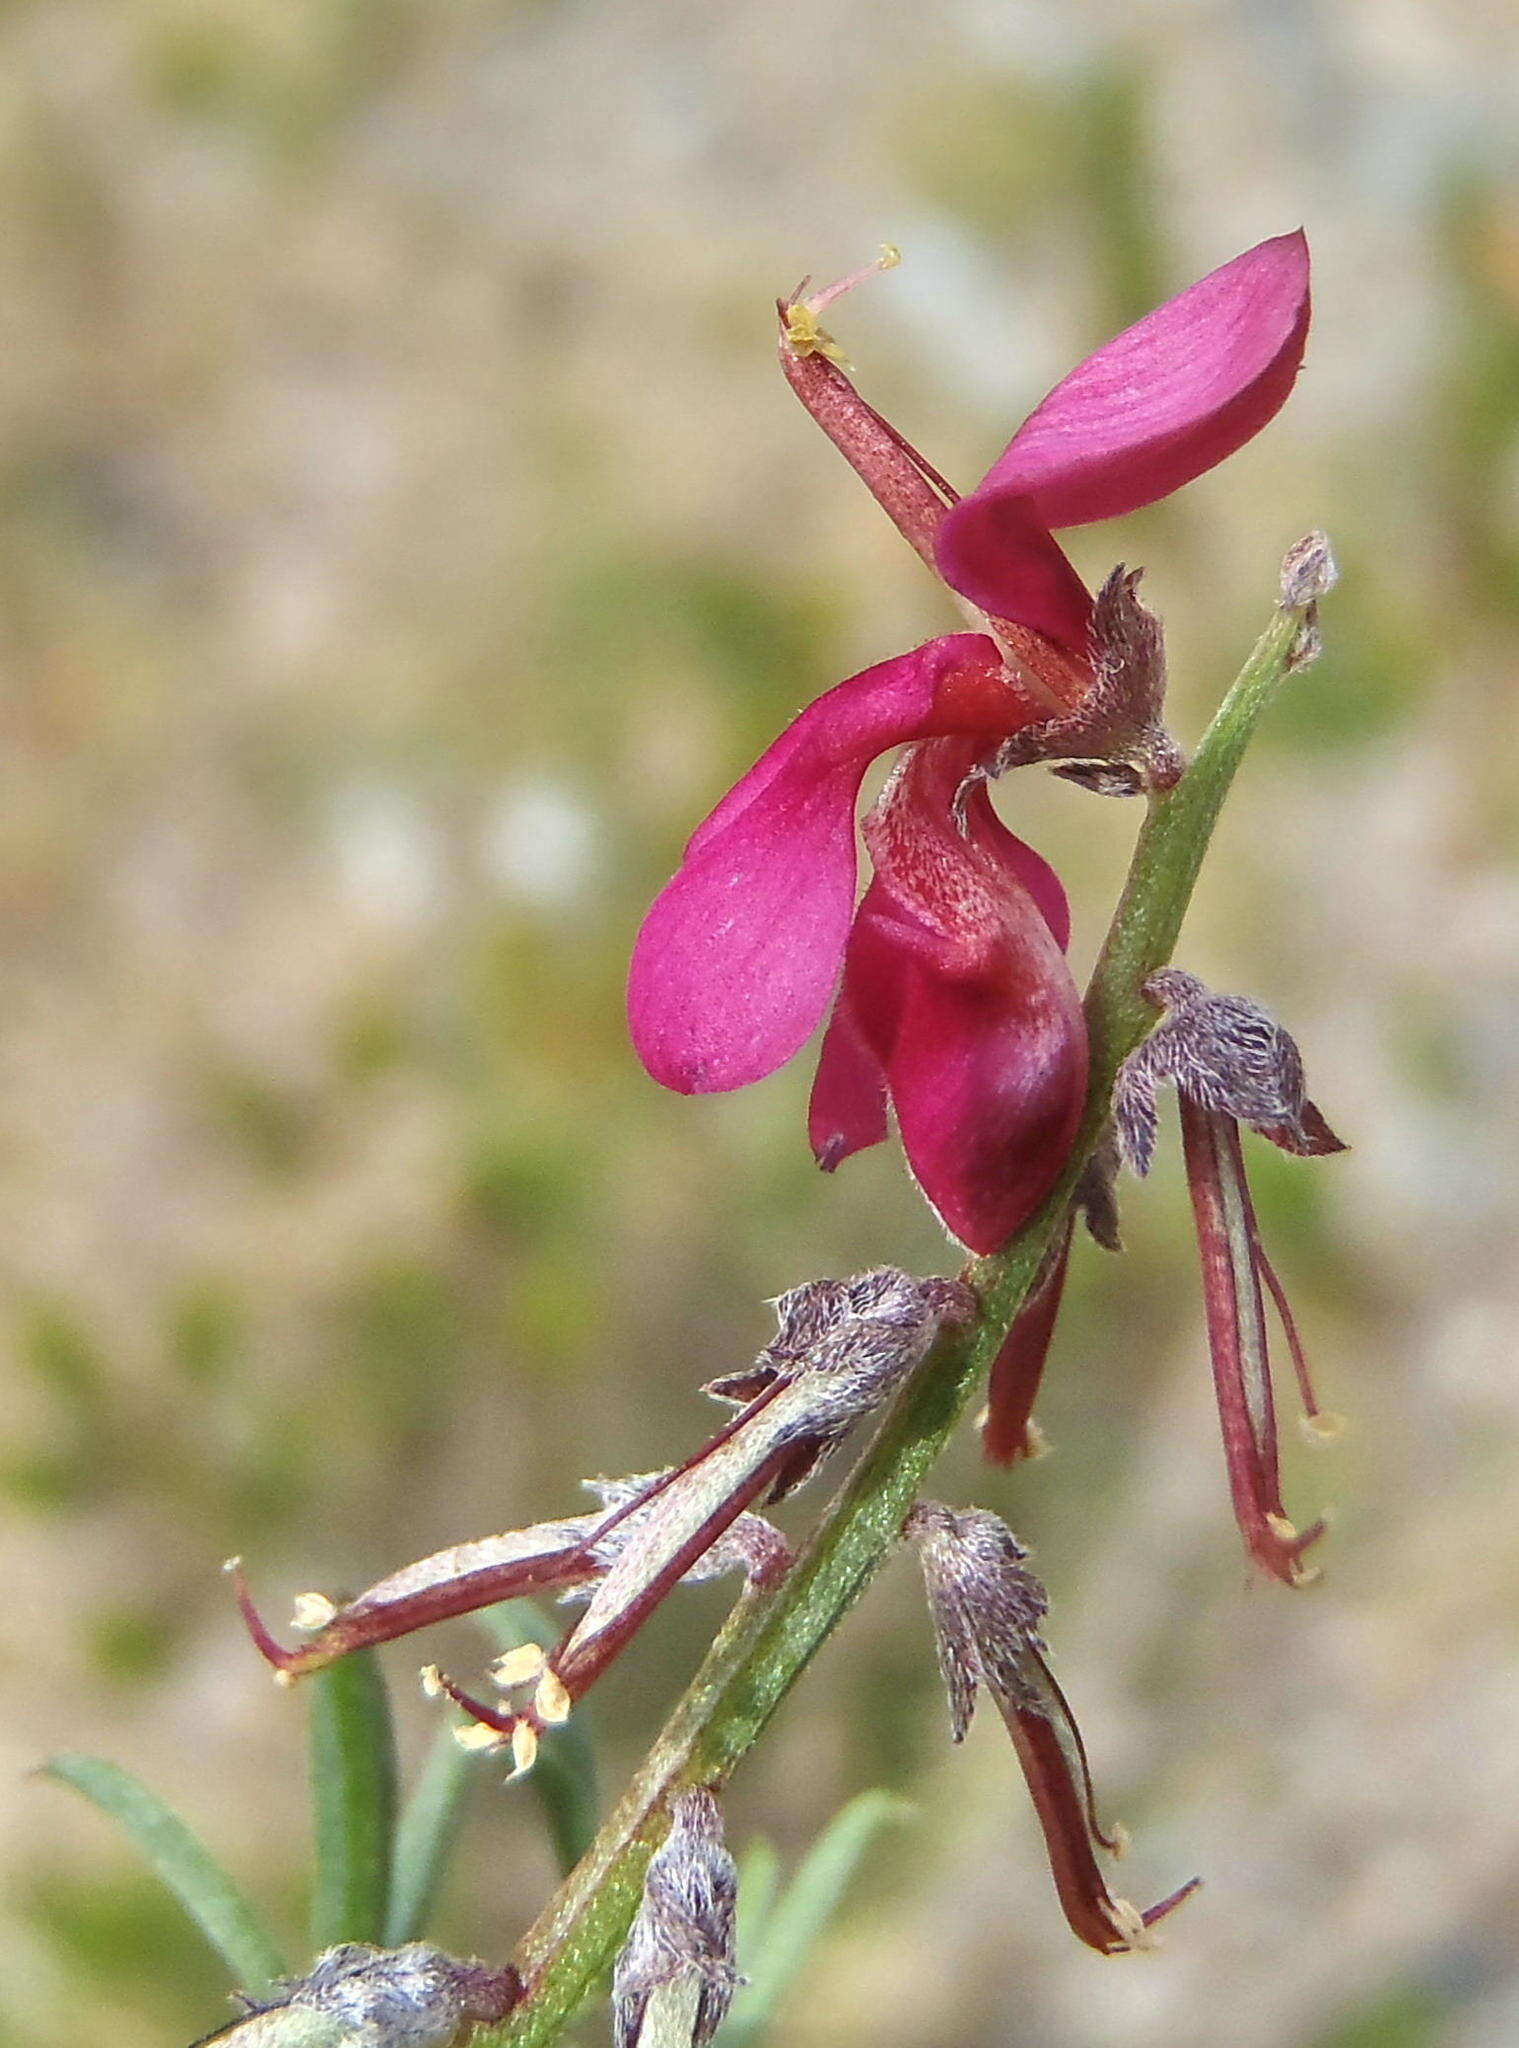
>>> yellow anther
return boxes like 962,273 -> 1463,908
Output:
783,245 -> 903,366
509,1721 -> 540,1778
221,1556 -> 241,1576
291,1592 -> 338,1633
783,301 -> 848,365
419,1664 -> 445,1700
1020,1420 -> 1052,1463
273,1669 -> 295,1691
490,1643 -> 548,1690
534,1669 -> 573,1727
454,1720 -> 507,1754
1102,1895 -> 1158,1953
1265,1512 -> 1300,1541
1300,1410 -> 1347,1446
1108,1821 -> 1132,1861
1288,1558 -> 1323,1589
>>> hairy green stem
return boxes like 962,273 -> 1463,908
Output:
483,581 -> 1319,2048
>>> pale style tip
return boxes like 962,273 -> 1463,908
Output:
1300,1410 -> 1347,1446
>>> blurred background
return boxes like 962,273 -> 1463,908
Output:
2,0 -> 1517,2042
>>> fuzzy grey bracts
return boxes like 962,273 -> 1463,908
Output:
707,1267 -> 975,1412
224,1943 -> 518,2046
959,567 -> 1184,814
613,1790 -> 740,2048
905,1502 -> 1050,1738
1113,968 -> 1347,1177
702,1268 -> 975,1501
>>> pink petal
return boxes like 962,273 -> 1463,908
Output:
846,743 -> 1088,1254
628,636 -> 1028,1094
936,232 -> 1311,622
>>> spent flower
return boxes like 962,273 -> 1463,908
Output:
234,1270 -> 972,1765
906,1503 -> 1199,1954
1114,970 -> 1347,1584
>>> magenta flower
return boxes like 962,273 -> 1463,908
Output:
629,234 -> 1310,1254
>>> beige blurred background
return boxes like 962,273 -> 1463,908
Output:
2,1 -> 1517,2043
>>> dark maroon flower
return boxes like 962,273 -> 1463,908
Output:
629,236 -> 1311,1254
907,1501 -> 1199,1953
233,1270 -> 973,1767
1115,970 -> 1347,1585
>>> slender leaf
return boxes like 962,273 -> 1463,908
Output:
479,1601 -> 598,1875
42,1751 -> 287,1992
733,1837 -> 780,1966
719,1792 -> 909,2046
384,1716 -> 478,1945
308,1649 -> 398,1947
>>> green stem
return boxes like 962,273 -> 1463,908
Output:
483,584 -> 1317,2048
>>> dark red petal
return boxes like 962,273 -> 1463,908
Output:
982,1223 -> 1072,1465
808,950 -> 890,1171
935,494 -> 1096,653
847,743 -> 1087,1255
1179,1099 -> 1325,1587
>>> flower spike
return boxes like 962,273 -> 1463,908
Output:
1114,972 -> 1347,1584
907,1503 -> 1200,1953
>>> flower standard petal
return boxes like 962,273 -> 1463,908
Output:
628,635 -> 1030,1094
936,232 -> 1311,622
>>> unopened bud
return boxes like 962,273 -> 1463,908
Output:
613,1789 -> 740,2048
1280,529 -> 1337,609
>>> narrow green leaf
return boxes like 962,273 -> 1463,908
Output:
478,1601 -> 598,1875
719,1792 -> 909,2047
42,1751 -> 287,1992
384,1716 -> 478,1945
733,1837 -> 780,1966
308,1649 -> 398,1948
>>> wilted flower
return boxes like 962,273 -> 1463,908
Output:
629,234 -> 1311,1254
613,1790 -> 740,2048
1114,969 -> 1347,1585
234,1269 -> 973,1768
906,1502 -> 1198,1953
